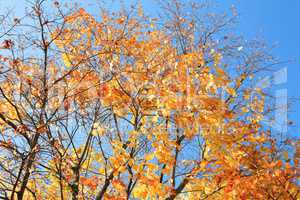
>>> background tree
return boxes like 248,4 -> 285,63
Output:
0,0 -> 298,199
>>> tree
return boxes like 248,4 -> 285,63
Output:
0,0 -> 298,199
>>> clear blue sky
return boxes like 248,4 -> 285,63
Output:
1,0 -> 300,133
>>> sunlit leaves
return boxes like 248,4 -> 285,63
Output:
0,1 -> 298,200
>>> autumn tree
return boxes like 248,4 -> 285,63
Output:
0,0 -> 298,199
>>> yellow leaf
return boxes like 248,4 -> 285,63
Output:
241,107 -> 249,113
62,53 -> 71,67
132,184 -> 148,198
226,87 -> 236,97
145,153 -> 154,161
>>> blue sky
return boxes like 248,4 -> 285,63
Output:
1,0 -> 300,133
224,0 -> 300,133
